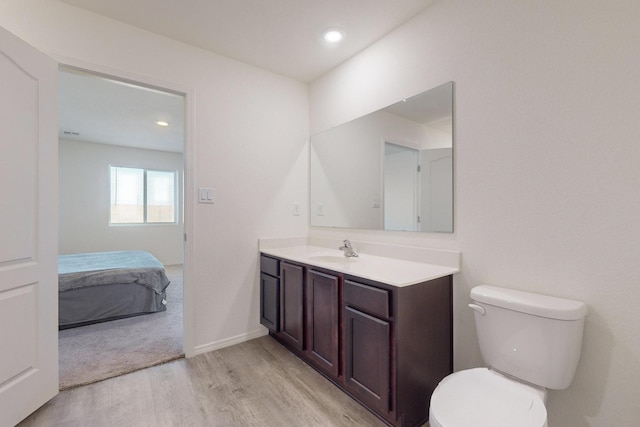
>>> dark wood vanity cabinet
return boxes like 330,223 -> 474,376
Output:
305,269 -> 340,378
259,253 -> 453,427
344,275 -> 453,427
344,280 -> 392,416
259,256 -> 280,332
278,261 -> 305,351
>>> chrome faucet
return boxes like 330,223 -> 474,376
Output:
339,240 -> 359,257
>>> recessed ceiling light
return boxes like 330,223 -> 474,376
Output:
155,121 -> 169,127
323,28 -> 344,43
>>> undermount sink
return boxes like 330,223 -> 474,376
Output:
309,254 -> 358,263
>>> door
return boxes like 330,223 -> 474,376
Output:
420,147 -> 453,232
0,26 -> 59,426
260,272 -> 280,332
344,307 -> 390,416
279,262 -> 304,350
306,270 -> 339,377
383,142 -> 419,231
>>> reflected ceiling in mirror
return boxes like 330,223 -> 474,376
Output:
310,82 -> 453,232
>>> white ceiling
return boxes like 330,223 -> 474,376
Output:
58,0 -> 437,152
59,69 -> 185,152
61,0 -> 436,82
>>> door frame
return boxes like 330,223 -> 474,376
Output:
55,55 -> 196,357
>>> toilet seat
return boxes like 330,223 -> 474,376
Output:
429,368 -> 547,427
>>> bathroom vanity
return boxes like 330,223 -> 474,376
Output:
259,238 -> 459,427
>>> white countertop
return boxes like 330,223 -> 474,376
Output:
259,238 -> 460,287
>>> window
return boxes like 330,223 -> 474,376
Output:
110,166 -> 176,224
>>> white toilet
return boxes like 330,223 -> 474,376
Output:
429,285 -> 587,427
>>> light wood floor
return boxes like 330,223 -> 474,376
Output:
19,335 -> 423,427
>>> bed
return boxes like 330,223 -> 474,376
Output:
58,250 -> 171,329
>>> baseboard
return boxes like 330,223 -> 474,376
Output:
192,328 -> 269,356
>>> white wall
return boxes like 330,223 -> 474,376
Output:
310,0 -> 640,425
0,0 -> 308,353
59,139 -> 184,264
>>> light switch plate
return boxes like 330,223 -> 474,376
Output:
292,202 -> 301,216
198,187 -> 214,204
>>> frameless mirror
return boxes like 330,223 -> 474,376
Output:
310,82 -> 453,232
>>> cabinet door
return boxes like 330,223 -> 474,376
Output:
344,307 -> 390,415
260,273 -> 279,332
280,262 -> 305,350
306,270 -> 340,378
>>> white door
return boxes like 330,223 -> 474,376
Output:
0,26 -> 58,426
420,148 -> 453,232
383,142 -> 419,231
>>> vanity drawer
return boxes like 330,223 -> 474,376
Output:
344,280 -> 390,320
260,255 -> 280,277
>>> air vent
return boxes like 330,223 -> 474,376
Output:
63,131 -> 80,136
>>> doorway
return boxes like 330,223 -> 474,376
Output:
57,66 -> 191,388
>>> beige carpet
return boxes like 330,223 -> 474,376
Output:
58,264 -> 184,390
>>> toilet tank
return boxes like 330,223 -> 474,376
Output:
470,285 -> 587,390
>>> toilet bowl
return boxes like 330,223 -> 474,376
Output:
429,368 -> 547,427
429,285 -> 587,427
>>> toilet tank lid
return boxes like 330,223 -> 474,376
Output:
471,285 -> 587,320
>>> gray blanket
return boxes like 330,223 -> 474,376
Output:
58,251 -> 170,294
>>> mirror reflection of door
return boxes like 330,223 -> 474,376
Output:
420,148 -> 453,232
310,81 -> 454,232
383,142 -> 419,231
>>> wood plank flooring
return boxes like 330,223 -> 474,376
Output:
19,335 -> 411,427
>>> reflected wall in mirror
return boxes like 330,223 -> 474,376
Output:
310,81 -> 454,232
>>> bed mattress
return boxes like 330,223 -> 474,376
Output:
58,251 -> 171,329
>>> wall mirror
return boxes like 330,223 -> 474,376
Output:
310,81 -> 454,232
